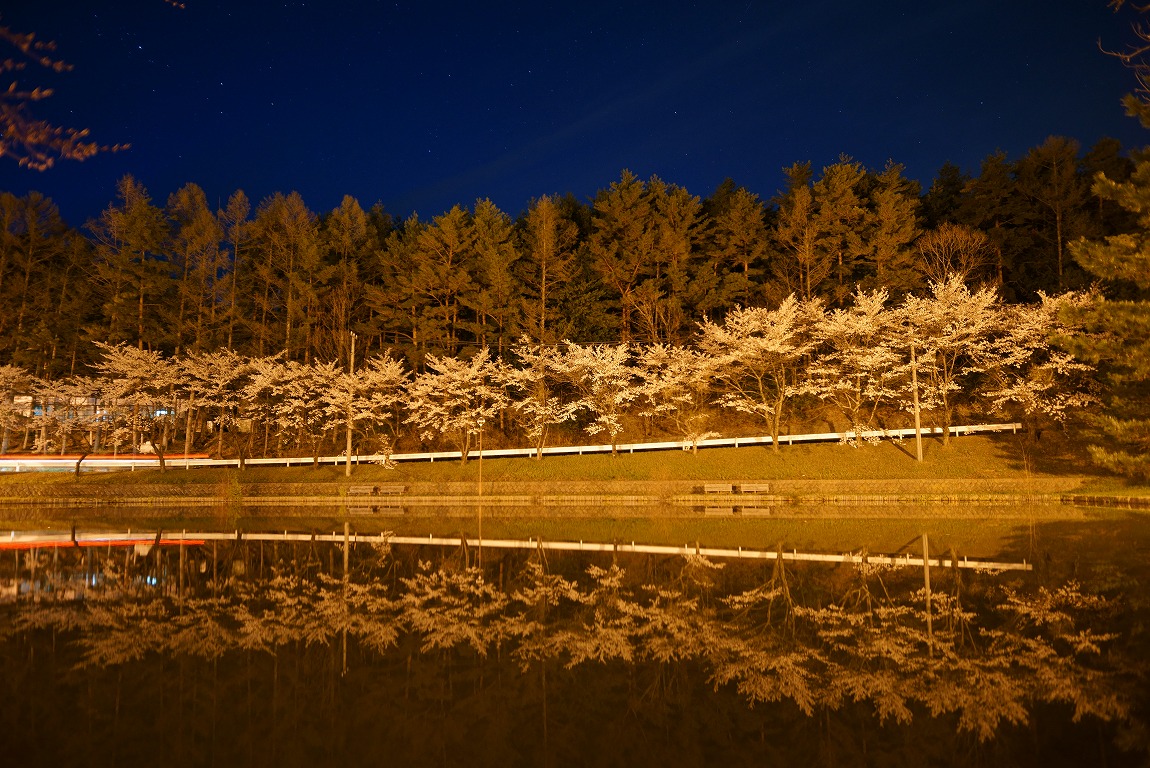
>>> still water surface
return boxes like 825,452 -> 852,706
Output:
2,527 -> 1146,767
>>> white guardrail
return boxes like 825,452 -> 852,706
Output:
0,423 -> 1022,473
0,529 -> 1033,571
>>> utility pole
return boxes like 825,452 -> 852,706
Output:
911,340 -> 923,462
477,417 -> 484,570
922,533 -> 934,657
345,331 -> 356,478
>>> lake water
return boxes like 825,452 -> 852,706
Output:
2,526 -> 1146,767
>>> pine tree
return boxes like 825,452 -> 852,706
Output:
0,192 -> 69,369
771,162 -> 826,301
1082,137 -> 1136,231
320,194 -> 371,365
813,158 -> 867,306
862,162 -> 922,297
364,214 -> 426,361
167,183 -> 225,355
920,162 -> 970,229
956,151 -> 1034,297
412,205 -> 477,356
39,231 -> 95,378
251,192 -> 325,360
588,170 -> 656,342
218,190 -> 252,353
644,179 -> 705,343
520,195 -> 578,342
1061,7 -> 1150,479
709,185 -> 768,309
1015,136 -> 1091,291
468,198 -> 523,356
1067,160 -> 1150,478
87,175 -> 171,350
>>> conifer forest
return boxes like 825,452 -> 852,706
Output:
0,138 -> 1133,371
0,136 -> 1147,475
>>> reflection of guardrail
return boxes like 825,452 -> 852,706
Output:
1,528 -> 1033,571
0,423 -> 1023,473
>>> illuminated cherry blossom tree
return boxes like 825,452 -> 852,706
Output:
404,348 -> 507,463
557,342 -> 639,454
698,296 -> 819,451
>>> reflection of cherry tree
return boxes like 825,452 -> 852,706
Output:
399,564 -> 511,656
164,599 -> 237,661
4,548 -> 1138,748
555,563 -> 639,665
509,560 -> 584,666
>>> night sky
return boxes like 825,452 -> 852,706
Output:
1,0 -> 1146,227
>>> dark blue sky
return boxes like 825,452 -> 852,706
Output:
1,0 -> 1146,226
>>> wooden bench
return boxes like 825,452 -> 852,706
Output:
739,483 -> 772,493
703,483 -> 734,494
347,484 -> 406,496
346,484 -> 405,515
348,485 -> 378,496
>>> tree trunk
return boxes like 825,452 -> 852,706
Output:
74,449 -> 90,478
183,391 -> 196,460
137,275 -> 146,350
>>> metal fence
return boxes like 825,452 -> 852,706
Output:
0,422 -> 1023,472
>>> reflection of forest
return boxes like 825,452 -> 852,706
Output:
1,539 -> 1146,767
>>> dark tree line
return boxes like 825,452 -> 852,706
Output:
0,135 -> 1134,379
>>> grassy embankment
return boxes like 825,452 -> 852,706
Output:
2,432 -> 1147,565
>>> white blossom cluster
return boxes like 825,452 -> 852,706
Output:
0,278 -> 1095,459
